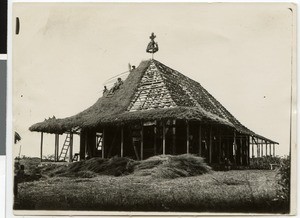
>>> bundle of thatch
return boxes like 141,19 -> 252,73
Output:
40,154 -> 211,179
42,156 -> 136,178
133,154 -> 211,179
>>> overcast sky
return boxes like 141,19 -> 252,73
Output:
13,3 -> 294,158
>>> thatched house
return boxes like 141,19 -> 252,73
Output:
30,59 -> 278,166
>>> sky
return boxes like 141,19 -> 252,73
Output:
12,3 -> 295,158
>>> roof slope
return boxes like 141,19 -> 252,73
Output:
29,59 -> 277,143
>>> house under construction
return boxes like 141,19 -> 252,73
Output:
29,33 -> 278,166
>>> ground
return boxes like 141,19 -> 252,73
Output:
14,157 -> 288,213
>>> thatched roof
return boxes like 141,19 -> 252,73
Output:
29,59 -> 278,143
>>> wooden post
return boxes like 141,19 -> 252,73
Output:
249,137 -> 251,157
57,134 -> 60,161
162,122 -> 166,155
172,120 -> 176,155
140,125 -> 144,160
251,138 -> 254,158
239,137 -> 243,165
102,128 -> 105,158
227,137 -> 230,159
40,132 -> 44,162
256,138 -> 260,157
55,134 -> 59,162
198,124 -> 202,156
54,134 -> 57,161
218,129 -> 222,164
120,127 -> 124,157
69,133 -> 73,162
209,126 -> 212,163
265,141 -> 268,156
154,125 -> 157,155
269,143 -> 271,156
260,140 -> 264,157
246,136 -> 249,165
85,132 -> 88,158
233,130 -> 237,164
186,121 -> 190,154
79,131 -> 85,160
273,144 -> 275,156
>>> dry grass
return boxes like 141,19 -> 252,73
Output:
13,156 -> 288,213
14,170 -> 287,213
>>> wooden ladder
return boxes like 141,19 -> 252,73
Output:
58,134 -> 72,161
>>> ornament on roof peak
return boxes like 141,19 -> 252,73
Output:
146,33 -> 159,59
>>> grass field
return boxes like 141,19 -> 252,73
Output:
14,162 -> 288,213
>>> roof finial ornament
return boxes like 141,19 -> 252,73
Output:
146,32 -> 159,59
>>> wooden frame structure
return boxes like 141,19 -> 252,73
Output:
38,119 -> 278,166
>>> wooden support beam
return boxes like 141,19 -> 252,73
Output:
85,132 -> 88,158
120,127 -> 124,157
186,121 -> 190,154
172,120 -> 176,155
209,126 -> 212,164
140,125 -> 144,160
260,140 -> 264,157
154,125 -> 157,155
102,128 -> 105,158
233,130 -> 237,164
246,136 -> 250,165
54,134 -> 57,161
40,132 -> 43,162
162,122 -> 166,155
57,134 -> 60,161
227,137 -> 230,159
79,131 -> 85,161
239,137 -> 243,165
218,129 -> 222,164
55,134 -> 59,162
273,144 -> 275,156
92,132 -> 97,157
252,137 -> 261,158
251,137 -> 254,158
198,124 -> 202,156
266,141 -> 268,156
269,143 -> 272,156
69,133 -> 73,162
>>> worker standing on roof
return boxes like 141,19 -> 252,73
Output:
103,86 -> 108,95
112,78 -> 123,93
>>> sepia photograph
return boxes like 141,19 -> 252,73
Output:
12,2 -> 296,215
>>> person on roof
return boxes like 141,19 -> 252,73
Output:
112,78 -> 123,93
103,86 -> 108,95
117,78 -> 123,86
